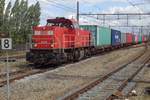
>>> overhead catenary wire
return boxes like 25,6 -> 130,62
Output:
37,0 -> 101,23
47,0 -> 77,10
38,1 -> 150,27
34,0 -> 77,23
126,0 -> 143,13
32,0 -> 150,34
125,0 -> 149,35
34,0 -> 76,13
39,0 -> 76,13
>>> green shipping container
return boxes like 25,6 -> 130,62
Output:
80,25 -> 111,46
138,35 -> 142,43
97,27 -> 111,46
80,25 -> 98,46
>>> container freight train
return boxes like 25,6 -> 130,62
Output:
26,17 -> 148,65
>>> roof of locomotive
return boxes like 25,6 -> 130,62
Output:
47,17 -> 76,24
47,17 -> 73,25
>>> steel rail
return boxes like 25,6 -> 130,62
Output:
0,69 -> 31,78
61,48 -> 146,100
107,56 -> 150,99
0,55 -> 25,61
0,70 -> 38,87
0,68 -> 54,87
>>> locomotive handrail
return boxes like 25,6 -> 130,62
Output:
30,32 -> 91,50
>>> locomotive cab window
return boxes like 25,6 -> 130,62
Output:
47,22 -> 73,29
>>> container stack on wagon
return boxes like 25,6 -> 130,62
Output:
79,25 -> 97,46
144,35 -> 148,42
97,27 -> 111,47
132,34 -> 139,44
142,35 -> 144,43
121,32 -> 126,46
80,25 -> 111,47
111,29 -> 121,46
80,25 -> 148,48
138,35 -> 142,43
142,35 -> 147,43
126,33 -> 133,45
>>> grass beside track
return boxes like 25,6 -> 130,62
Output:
0,51 -> 26,57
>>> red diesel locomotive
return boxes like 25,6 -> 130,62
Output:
26,17 -> 91,64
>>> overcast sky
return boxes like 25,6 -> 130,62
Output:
5,0 -> 150,34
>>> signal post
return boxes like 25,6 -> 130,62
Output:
1,38 -> 12,100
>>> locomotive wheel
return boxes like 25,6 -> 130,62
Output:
78,49 -> 85,60
56,54 -> 61,65
73,50 -> 80,62
67,53 -> 74,62
85,48 -> 91,57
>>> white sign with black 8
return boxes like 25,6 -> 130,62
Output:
1,38 -> 12,50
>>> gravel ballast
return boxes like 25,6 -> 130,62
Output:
128,63 -> 150,100
0,47 -> 145,100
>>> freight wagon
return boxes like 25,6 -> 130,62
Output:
26,17 -> 148,65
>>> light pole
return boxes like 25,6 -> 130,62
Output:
76,0 -> 79,23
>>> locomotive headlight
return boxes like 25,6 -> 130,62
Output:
34,44 -> 37,47
48,31 -> 54,35
51,44 -> 54,47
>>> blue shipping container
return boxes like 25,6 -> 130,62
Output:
111,29 -> 121,45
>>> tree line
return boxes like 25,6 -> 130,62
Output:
0,0 -> 41,44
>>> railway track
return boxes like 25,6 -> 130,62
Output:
0,66 -> 56,87
0,69 -> 31,78
0,55 -> 25,62
61,47 -> 149,100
